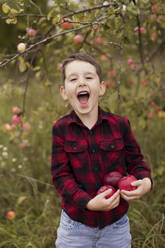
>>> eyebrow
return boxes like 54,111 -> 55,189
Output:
67,72 -> 95,78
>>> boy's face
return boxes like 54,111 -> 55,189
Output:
60,60 -> 106,119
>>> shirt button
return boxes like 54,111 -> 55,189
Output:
89,130 -> 93,135
110,144 -> 115,149
94,165 -> 100,172
73,146 -> 77,150
92,149 -> 96,153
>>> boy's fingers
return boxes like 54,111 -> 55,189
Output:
102,189 -> 112,196
107,189 -> 120,201
131,180 -> 142,186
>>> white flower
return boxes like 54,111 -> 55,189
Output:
103,1 -> 109,6
122,5 -> 126,11
0,145 -> 3,149
3,147 -> 8,151
12,158 -> 17,162
2,151 -> 8,158
18,164 -> 22,169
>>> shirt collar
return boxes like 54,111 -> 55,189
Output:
68,106 -> 109,127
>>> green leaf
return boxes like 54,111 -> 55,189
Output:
127,5 -> 139,16
6,17 -> 17,24
47,8 -> 56,21
2,3 -> 10,14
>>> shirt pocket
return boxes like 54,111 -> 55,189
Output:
99,138 -> 125,170
64,140 -> 88,169
64,140 -> 88,153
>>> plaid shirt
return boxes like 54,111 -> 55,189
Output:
51,107 -> 151,228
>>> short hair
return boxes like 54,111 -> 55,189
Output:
61,53 -> 102,85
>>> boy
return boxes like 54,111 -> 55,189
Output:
51,53 -> 152,248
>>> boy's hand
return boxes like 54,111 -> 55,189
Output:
86,189 -> 120,211
120,177 -> 152,201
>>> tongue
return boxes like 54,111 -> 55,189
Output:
79,95 -> 88,104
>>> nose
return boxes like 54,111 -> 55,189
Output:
78,77 -> 87,87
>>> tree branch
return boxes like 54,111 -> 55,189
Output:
62,2 -> 119,19
0,23 -> 95,68
28,0 -> 43,16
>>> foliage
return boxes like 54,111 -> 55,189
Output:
0,0 -> 165,247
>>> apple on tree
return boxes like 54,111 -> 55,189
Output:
17,43 -> 26,53
73,34 -> 83,44
61,18 -> 72,29
12,115 -> 22,124
7,211 -> 16,219
118,175 -> 137,191
12,106 -> 21,115
27,28 -> 36,36
97,185 -> 116,199
95,37 -> 103,44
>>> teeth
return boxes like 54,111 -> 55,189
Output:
78,91 -> 89,95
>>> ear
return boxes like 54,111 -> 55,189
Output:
99,81 -> 106,96
60,86 -> 68,100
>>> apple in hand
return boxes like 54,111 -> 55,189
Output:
103,171 -> 122,189
118,175 -> 137,191
97,185 -> 116,199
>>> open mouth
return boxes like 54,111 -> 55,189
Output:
77,91 -> 90,104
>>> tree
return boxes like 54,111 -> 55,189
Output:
0,1 -> 165,246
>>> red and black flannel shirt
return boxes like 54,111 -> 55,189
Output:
51,107 -> 151,228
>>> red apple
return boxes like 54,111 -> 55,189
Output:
140,27 -> 146,34
12,106 -> 21,115
128,58 -> 134,64
5,123 -> 16,131
19,143 -> 25,148
73,34 -> 83,44
107,70 -> 116,77
97,185 -> 116,199
118,175 -> 137,191
27,28 -> 36,36
109,82 -> 116,88
58,63 -> 62,70
12,115 -> 22,124
141,80 -> 148,86
100,54 -> 108,61
95,37 -> 103,44
151,5 -> 157,12
151,32 -> 157,40
103,171 -> 122,189
147,112 -> 153,119
7,211 -> 16,219
130,63 -> 137,70
61,19 -> 72,29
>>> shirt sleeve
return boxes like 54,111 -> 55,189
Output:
122,117 -> 152,181
51,123 -> 92,209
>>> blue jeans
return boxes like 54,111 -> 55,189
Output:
55,210 -> 132,248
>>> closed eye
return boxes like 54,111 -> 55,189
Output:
70,78 -> 77,81
86,77 -> 93,79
